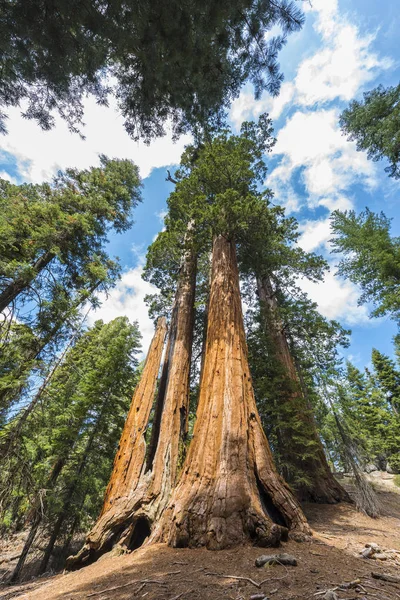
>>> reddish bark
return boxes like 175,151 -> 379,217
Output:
153,235 -> 310,549
101,316 -> 168,514
257,274 -> 351,504
68,243 -> 196,567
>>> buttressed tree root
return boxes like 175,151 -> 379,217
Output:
152,235 -> 311,550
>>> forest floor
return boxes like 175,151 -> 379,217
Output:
1,472 -> 399,600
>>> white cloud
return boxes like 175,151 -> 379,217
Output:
229,0 -> 391,124
270,108 -> 376,212
230,82 -> 295,129
1,96 -> 191,184
297,218 -> 332,252
87,265 -> 157,356
299,271 -> 369,325
0,170 -> 17,184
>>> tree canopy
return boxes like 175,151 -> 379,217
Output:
0,0 -> 304,140
330,208 -> 400,325
340,83 -> 400,179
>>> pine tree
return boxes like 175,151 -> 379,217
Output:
340,83 -> 400,179
3,317 -> 141,581
1,1 -> 304,139
371,349 -> 400,414
331,208 -> 400,325
0,157 -> 141,315
0,158 -> 141,419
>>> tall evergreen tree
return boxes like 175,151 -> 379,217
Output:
1,0 -> 304,140
1,317 -> 141,581
340,83 -> 400,179
331,208 -> 400,325
0,156 -> 141,315
0,157 -> 141,419
371,348 -> 400,414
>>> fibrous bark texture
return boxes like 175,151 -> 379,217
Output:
257,275 -> 350,504
153,235 -> 310,550
66,317 -> 167,568
68,244 -> 196,567
101,316 -> 168,514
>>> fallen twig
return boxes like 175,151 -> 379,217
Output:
86,578 -> 167,597
205,571 -> 261,589
169,590 -> 194,600
372,572 -> 400,584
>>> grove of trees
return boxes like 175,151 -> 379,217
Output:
0,2 -> 399,583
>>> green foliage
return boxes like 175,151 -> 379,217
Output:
340,83 -> 400,179
0,158 -> 141,418
0,317 -> 141,564
0,156 -> 141,312
0,0 -> 304,140
322,351 -> 400,474
371,348 -> 400,414
331,208 -> 400,324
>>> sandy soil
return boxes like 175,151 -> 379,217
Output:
1,478 -> 399,600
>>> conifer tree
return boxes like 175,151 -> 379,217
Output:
0,158 -> 141,419
340,83 -> 400,179
0,157 -> 141,315
330,208 -> 400,325
1,0 -> 304,139
371,349 -> 400,414
2,317 -> 141,581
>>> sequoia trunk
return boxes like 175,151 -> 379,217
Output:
100,317 -> 167,514
257,274 -> 350,504
154,235 -> 310,549
67,243 -> 196,567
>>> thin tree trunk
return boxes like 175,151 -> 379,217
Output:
256,274 -> 350,504
37,393 -> 110,575
0,319 -> 86,460
0,251 -> 54,313
67,240 -> 197,568
9,457 -> 65,582
0,284 -> 98,419
100,317 -> 168,514
154,235 -> 310,550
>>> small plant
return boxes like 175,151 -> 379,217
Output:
393,474 -> 400,488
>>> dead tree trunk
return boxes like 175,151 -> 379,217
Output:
0,251 -> 54,313
101,316 -> 167,514
67,243 -> 196,567
153,235 -> 310,550
256,274 -> 350,504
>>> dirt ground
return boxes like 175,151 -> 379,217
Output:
1,474 -> 399,600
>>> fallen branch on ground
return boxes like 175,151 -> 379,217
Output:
168,590 -> 194,600
205,571 -> 261,588
86,578 -> 168,597
372,572 -> 400,584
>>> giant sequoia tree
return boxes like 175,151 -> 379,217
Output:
237,211 -> 350,503
69,116 -> 319,567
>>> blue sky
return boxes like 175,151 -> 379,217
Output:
0,0 -> 399,367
